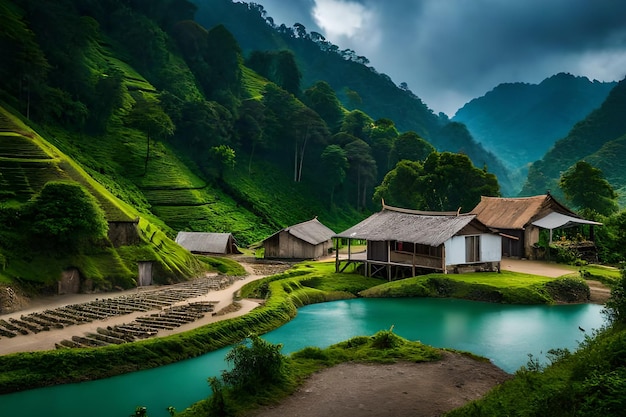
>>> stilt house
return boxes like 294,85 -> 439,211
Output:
334,203 -> 501,280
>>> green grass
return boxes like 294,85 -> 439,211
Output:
576,264 -> 622,285
359,270 -> 589,304
446,323 -> 626,417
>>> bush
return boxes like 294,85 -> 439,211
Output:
221,334 -> 287,393
26,181 -> 108,251
604,270 -> 626,324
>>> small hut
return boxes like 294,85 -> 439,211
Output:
263,218 -> 335,260
471,194 -> 601,259
175,232 -> 241,255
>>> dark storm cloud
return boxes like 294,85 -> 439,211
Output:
250,0 -> 626,115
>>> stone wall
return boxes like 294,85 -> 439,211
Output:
108,219 -> 141,247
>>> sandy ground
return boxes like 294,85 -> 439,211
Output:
0,258 -> 611,417
0,267 -> 267,355
249,353 -> 511,417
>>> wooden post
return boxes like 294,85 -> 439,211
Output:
387,241 -> 391,281
441,244 -> 447,274
335,238 -> 340,272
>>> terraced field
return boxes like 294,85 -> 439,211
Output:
0,108 -> 134,221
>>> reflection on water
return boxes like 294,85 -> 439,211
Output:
1,298 -> 606,417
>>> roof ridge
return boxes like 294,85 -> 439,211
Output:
382,201 -> 466,216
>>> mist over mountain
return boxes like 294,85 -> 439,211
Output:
520,77 -> 626,204
453,73 -> 616,194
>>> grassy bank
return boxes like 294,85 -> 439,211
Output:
445,323 -> 626,417
359,271 -> 591,304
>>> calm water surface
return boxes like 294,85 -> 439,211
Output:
0,298 -> 606,417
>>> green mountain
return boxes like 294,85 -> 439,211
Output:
192,0 -> 515,195
520,78 -> 626,206
453,73 -> 616,193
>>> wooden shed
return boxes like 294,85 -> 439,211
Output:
263,218 -> 335,260
175,232 -> 241,255
471,194 -> 601,259
335,203 -> 501,280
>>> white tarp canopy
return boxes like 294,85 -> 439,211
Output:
531,212 -> 602,230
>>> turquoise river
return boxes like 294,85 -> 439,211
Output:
0,298 -> 606,417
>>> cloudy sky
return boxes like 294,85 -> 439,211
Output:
249,0 -> 626,116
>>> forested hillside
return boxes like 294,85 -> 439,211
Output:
453,73 -> 615,193
0,0 -> 506,292
520,78 -> 626,206
192,0 -> 516,195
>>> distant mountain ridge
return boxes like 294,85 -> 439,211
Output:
520,77 -> 626,205
453,73 -> 615,193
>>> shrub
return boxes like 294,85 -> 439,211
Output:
604,270 -> 626,324
221,334 -> 287,393
26,181 -> 108,251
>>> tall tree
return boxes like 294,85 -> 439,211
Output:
373,160 -> 423,209
559,161 -> 618,216
291,107 -> 329,182
125,92 -> 175,176
369,118 -> 399,179
321,144 -> 348,206
345,139 -> 377,210
340,110 -> 373,142
303,81 -> 344,132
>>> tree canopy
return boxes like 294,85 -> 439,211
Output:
374,152 -> 500,211
27,182 -> 108,251
559,161 -> 618,216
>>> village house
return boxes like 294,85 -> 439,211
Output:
471,194 -> 601,260
334,203 -> 501,280
263,218 -> 335,260
175,232 -> 241,255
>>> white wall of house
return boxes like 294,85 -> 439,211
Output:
445,236 -> 466,265
445,234 -> 501,266
481,234 -> 502,262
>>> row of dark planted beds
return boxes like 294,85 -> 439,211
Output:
0,275 -> 239,349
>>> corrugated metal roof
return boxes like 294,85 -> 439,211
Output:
471,194 -> 579,230
175,232 -> 234,254
283,218 -> 336,245
335,206 -> 477,246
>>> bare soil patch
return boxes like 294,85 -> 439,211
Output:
249,352 -> 511,417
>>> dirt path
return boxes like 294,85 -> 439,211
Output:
501,258 -> 611,304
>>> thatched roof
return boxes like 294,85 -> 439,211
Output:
265,218 -> 335,245
175,232 -> 237,254
335,205 -> 480,246
471,194 -> 579,230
